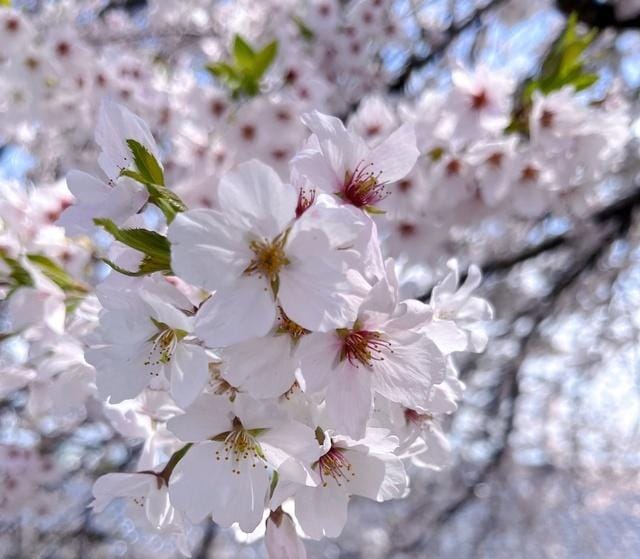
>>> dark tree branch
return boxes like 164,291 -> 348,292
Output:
398,224 -> 619,554
417,185 -> 640,303
389,0 -> 508,93
98,0 -> 148,18
194,522 -> 217,559
556,0 -> 640,30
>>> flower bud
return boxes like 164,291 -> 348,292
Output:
265,508 -> 307,559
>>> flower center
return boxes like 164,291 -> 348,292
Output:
315,445 -> 355,487
208,363 -> 238,401
337,323 -> 391,368
276,308 -> 309,341
340,161 -> 388,209
144,322 -> 184,375
212,418 -> 268,474
245,234 -> 289,283
296,187 -> 316,217
404,408 -> 433,426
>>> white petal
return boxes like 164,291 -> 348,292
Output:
167,394 -> 233,441
195,275 -> 276,347
210,455 -> 271,532
340,450 -> 386,500
371,332 -> 446,411
300,111 -> 367,176
368,123 -> 419,184
91,473 -> 154,512
423,320 -> 468,354
168,209 -> 250,291
87,344 -> 150,404
325,362 -> 372,440
260,421 -> 322,484
170,344 -> 210,409
295,485 -> 349,539
96,99 -> 161,180
65,169 -> 111,201
222,335 -> 298,399
218,160 -> 297,239
279,230 -> 363,332
169,442 -> 219,523
295,332 -> 339,393
145,485 -> 173,529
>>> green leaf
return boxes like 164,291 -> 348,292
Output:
253,41 -> 278,78
524,12 -> 598,103
125,139 -> 164,186
0,0 -> 11,6
510,12 -> 599,135
120,140 -> 186,223
206,35 -> 279,99
233,35 -> 256,71
26,254 -> 88,294
145,183 -> 187,224
571,73 -> 599,91
206,62 -> 241,86
0,252 -> 33,289
94,218 -> 172,277
269,470 -> 279,499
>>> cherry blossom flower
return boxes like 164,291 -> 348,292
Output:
86,280 -> 210,407
91,471 -> 192,556
282,428 -> 408,539
426,261 -> 494,353
296,263 -> 446,438
291,110 -> 419,212
168,159 -> 367,347
168,394 -> 322,531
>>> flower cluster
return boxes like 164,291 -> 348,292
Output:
52,101 -> 492,556
1,1 -> 637,556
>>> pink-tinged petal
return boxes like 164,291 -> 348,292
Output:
194,275 -> 276,347
169,343 -> 210,409
325,362 -> 372,440
168,208 -> 250,292
289,148 -> 340,194
300,111 -> 369,178
295,332 -> 340,393
266,511 -> 308,559
218,160 -> 297,239
294,485 -> 349,539
371,332 -> 446,411
167,394 -> 233,441
368,123 -> 419,184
